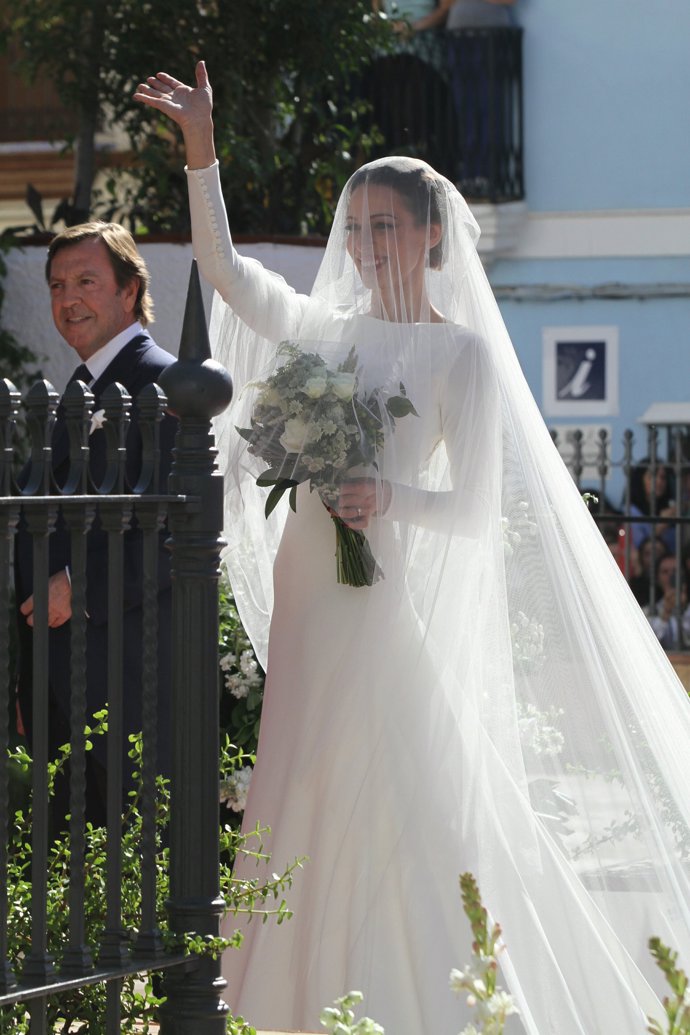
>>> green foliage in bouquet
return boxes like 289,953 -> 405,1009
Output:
1,716 -> 301,1033
236,342 -> 417,587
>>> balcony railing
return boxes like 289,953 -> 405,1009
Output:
360,26 -> 524,202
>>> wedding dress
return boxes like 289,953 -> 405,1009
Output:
186,157 -> 690,1034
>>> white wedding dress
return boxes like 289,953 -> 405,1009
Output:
221,320 -> 497,1034
186,159 -> 690,1034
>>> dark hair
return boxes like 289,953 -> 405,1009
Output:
46,221 -> 154,326
655,552 -> 676,577
637,534 -> 669,562
628,459 -> 674,515
348,159 -> 446,269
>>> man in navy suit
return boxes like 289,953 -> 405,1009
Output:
15,221 -> 177,824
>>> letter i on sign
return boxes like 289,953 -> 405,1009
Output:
558,347 -> 597,400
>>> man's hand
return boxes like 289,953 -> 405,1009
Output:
20,570 -> 73,629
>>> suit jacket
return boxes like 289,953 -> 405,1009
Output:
15,331 -> 177,790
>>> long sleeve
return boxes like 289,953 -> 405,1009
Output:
186,162 -> 308,343
385,335 -> 500,537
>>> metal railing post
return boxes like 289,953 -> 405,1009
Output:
158,262 -> 233,1034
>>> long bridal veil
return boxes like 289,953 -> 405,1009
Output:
208,156 -> 690,1032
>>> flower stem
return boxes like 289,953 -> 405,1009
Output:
331,515 -> 382,587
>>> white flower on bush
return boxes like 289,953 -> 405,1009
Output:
454,873 -> 519,1035
219,652 -> 237,672
450,957 -> 496,1005
320,992 -> 384,1035
219,766 -> 253,813
280,417 -> 311,453
239,650 -> 258,678
517,701 -> 564,758
476,991 -> 519,1024
220,646 -> 262,700
224,673 -> 248,699
500,517 -> 521,558
510,612 -> 545,668
501,501 -> 537,558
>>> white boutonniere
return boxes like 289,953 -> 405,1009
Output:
89,409 -> 106,435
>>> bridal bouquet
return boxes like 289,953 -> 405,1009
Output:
236,341 -> 417,587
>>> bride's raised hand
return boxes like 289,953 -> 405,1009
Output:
133,60 -> 215,168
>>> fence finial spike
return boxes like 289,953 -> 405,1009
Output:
178,260 -> 211,363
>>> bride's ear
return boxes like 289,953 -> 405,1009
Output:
428,221 -> 444,268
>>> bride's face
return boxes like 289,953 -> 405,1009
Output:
345,184 -> 440,294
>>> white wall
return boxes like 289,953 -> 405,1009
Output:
2,240 -> 325,392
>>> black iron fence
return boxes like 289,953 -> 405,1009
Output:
552,424 -> 690,653
361,26 -> 524,202
0,264 -> 233,1033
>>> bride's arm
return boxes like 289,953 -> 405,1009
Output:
384,338 -> 500,537
337,337 -> 500,537
134,61 -> 307,342
185,161 -> 307,341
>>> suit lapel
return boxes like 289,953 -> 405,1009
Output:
89,332 -> 153,404
52,332 -> 154,468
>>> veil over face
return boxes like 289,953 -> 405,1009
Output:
208,156 -> 690,1032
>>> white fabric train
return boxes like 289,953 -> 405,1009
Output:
187,155 -> 690,1034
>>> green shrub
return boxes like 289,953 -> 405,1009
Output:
1,716 -> 301,1033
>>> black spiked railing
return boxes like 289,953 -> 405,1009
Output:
158,261 -> 233,1035
0,260 -> 233,1031
0,379 -> 20,998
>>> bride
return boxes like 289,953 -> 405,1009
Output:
135,62 -> 690,1034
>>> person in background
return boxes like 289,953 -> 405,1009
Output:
628,534 -> 668,608
14,222 -> 177,825
645,553 -> 690,650
445,0 -> 516,192
627,459 -> 677,555
367,0 -> 451,171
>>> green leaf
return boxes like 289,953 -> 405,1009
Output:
264,480 -> 296,519
289,484 -> 298,512
256,468 -> 282,487
386,395 -> 419,419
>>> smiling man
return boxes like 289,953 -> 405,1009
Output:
15,221 -> 177,824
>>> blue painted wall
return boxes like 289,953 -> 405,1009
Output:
517,0 -> 690,211
482,0 -> 690,486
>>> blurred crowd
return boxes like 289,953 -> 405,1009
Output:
598,461 -> 690,650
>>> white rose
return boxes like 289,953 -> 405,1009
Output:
259,387 -> 282,408
329,372 -> 356,401
303,376 -> 328,399
279,417 -> 310,452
